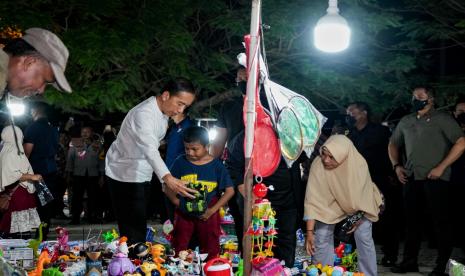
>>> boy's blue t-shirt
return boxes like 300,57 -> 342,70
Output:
170,155 -> 233,216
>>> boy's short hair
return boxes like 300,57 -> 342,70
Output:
183,126 -> 209,146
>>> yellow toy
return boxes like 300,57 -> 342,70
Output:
322,265 -> 334,275
150,244 -> 166,264
58,252 -> 82,262
140,262 -> 158,276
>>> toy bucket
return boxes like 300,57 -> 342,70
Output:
204,258 -> 232,276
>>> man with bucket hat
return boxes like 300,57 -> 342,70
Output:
0,28 -> 71,240
0,27 -> 71,100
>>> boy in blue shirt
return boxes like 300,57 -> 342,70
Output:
167,126 -> 234,260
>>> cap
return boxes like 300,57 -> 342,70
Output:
22,28 -> 72,93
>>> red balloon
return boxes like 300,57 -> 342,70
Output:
253,183 -> 268,199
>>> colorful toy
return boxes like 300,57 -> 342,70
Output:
42,267 -> 63,276
184,182 -> 208,215
132,243 -> 150,260
341,251 -> 358,272
57,252 -> 81,262
204,258 -> 232,276
55,227 -> 69,253
251,258 -> 284,276
28,248 -> 51,276
108,237 -> 136,276
246,182 -> 278,265
235,259 -> 244,276
150,244 -> 166,264
28,222 -> 47,258
139,262 -> 158,276
162,220 -> 173,242
335,242 -> 345,258
86,251 -> 102,275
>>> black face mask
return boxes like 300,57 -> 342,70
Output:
237,81 -> 247,95
345,115 -> 356,127
457,113 -> 465,125
412,99 -> 429,112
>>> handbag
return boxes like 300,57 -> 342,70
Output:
0,184 -> 19,212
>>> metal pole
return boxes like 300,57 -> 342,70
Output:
243,0 -> 261,274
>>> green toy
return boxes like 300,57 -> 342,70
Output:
28,222 -> 47,258
235,259 -> 243,276
42,267 -> 63,276
184,182 -> 207,215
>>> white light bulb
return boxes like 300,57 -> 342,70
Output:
209,128 -> 218,141
7,103 -> 26,116
314,0 -> 351,53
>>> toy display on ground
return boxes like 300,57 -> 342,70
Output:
0,210 -> 372,276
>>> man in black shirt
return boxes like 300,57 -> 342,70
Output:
211,67 -> 247,254
451,99 -> 465,251
346,101 -> 402,267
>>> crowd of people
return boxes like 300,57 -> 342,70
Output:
0,27 -> 464,276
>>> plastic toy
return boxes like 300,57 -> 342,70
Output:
335,242 -> 345,258
42,267 -> 63,276
251,258 -> 283,276
108,237 -> 136,276
28,249 -> 51,276
184,182 -> 208,215
139,262 -> 158,276
341,251 -> 358,272
55,227 -> 69,253
204,258 -> 232,276
246,182 -> 278,265
85,251 -> 102,275
235,259 -> 244,276
132,243 -> 150,260
28,222 -> 47,258
150,244 -> 166,264
58,252 -> 81,262
253,183 -> 268,199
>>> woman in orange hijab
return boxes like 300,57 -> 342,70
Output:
304,135 -> 383,276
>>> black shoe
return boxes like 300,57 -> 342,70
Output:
380,257 -> 396,267
428,271 -> 447,276
390,263 -> 419,274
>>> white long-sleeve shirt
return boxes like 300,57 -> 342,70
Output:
105,96 -> 170,183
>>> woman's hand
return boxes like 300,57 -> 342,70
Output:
30,174 -> 43,182
305,231 -> 315,256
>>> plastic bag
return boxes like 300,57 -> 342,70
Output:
34,180 -> 54,206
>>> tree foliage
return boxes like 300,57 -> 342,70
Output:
1,0 -> 464,120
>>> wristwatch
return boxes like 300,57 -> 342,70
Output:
392,163 -> 400,170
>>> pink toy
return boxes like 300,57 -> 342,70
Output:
107,237 -> 136,276
55,227 -> 69,252
251,258 -> 284,276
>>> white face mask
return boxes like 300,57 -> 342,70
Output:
6,92 -> 26,116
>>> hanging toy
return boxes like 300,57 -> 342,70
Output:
247,181 -> 278,266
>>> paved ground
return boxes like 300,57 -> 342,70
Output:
48,218 -> 464,275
